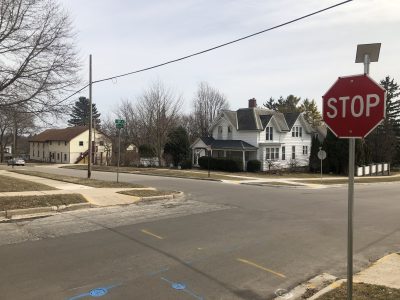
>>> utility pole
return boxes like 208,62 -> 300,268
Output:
88,54 -> 92,179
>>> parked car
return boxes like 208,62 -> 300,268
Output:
7,158 -> 25,166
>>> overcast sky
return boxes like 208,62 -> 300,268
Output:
59,0 -> 400,117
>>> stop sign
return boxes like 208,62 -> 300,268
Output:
323,74 -> 386,138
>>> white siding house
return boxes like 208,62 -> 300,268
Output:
191,99 -> 314,171
29,126 -> 112,164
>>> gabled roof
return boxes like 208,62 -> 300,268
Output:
237,108 -> 259,130
259,115 -> 272,128
29,126 -> 88,142
283,112 -> 300,130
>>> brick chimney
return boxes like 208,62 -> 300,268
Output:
248,98 -> 257,108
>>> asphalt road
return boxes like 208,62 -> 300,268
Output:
1,166 -> 400,300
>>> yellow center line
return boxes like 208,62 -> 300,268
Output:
237,258 -> 286,278
140,229 -> 164,240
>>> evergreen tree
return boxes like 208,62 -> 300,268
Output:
299,99 -> 322,127
309,135 -> 321,172
68,96 -> 101,127
263,95 -> 301,113
380,76 -> 400,132
164,126 -> 190,167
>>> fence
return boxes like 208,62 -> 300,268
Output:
356,163 -> 390,176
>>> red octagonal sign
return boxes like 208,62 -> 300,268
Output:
323,74 -> 386,138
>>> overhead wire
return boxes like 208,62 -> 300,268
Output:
58,0 -> 353,103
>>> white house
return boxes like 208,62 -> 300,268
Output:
191,99 -> 314,171
29,126 -> 112,164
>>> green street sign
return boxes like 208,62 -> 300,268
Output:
115,119 -> 125,129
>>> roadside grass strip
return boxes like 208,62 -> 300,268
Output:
237,258 -> 286,279
141,229 -> 164,240
10,170 -> 144,188
0,194 -> 87,210
61,165 -> 243,181
316,282 -> 400,300
0,174 -> 56,192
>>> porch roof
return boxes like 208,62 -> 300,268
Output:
196,137 -> 258,151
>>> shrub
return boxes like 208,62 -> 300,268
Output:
180,159 -> 192,169
247,160 -> 261,172
198,156 -> 242,172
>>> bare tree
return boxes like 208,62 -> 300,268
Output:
193,82 -> 229,137
0,0 -> 80,113
135,81 -> 182,166
0,108 -> 13,162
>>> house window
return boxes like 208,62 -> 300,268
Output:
217,126 -> 223,139
64,154 -> 67,161
266,147 -> 279,160
37,150 -> 39,156
99,141 -> 104,146
65,141 -> 67,146
292,146 -> 296,159
303,146 -> 308,155
266,127 -> 273,140
282,146 -> 285,160
292,126 -> 303,137
79,141 -> 84,146
227,126 -> 232,139
57,153 -> 60,160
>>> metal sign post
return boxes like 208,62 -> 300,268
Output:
317,147 -> 327,184
322,43 -> 383,300
115,119 -> 125,183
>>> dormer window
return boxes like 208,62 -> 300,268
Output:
266,127 -> 273,140
217,126 -> 223,139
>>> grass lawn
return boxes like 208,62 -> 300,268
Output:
118,189 -> 177,197
10,170 -> 144,188
62,165 -> 241,181
0,193 -> 87,210
0,174 -> 56,192
317,282 -> 400,300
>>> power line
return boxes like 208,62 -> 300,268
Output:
60,0 -> 353,102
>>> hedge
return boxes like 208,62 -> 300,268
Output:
247,160 -> 261,172
198,156 -> 242,172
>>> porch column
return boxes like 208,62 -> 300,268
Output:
242,150 -> 245,171
223,150 -> 226,158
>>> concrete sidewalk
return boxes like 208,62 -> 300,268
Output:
0,170 -> 156,206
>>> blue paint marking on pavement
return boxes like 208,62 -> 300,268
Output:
161,277 -> 204,300
67,284 -> 121,300
172,282 -> 186,290
89,288 -> 107,297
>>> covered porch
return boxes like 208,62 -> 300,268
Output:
191,137 -> 258,171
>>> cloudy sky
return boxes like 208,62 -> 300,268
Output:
59,0 -> 400,117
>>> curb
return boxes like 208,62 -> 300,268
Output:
273,273 -> 337,300
1,202 -> 92,220
139,191 -> 185,202
308,279 -> 345,300
60,166 -> 223,182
